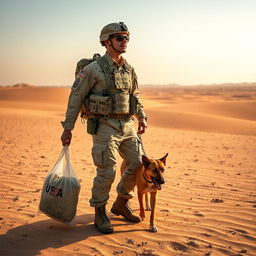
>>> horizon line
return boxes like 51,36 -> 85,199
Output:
1,82 -> 256,88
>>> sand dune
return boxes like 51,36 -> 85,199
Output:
0,86 -> 70,104
145,100 -> 256,121
0,85 -> 256,256
147,107 -> 256,136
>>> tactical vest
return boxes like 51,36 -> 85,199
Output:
81,56 -> 138,118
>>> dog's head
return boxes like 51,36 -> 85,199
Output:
142,153 -> 168,190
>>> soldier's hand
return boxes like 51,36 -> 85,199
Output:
61,129 -> 72,146
138,118 -> 147,134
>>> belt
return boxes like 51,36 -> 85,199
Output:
108,113 -> 132,120
94,113 -> 132,120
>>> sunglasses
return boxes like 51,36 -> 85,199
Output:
113,34 -> 130,42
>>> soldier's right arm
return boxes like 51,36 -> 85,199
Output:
61,68 -> 94,130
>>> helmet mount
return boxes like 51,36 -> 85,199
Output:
100,22 -> 129,45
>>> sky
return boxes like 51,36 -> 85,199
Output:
0,0 -> 256,86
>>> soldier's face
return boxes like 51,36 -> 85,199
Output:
110,33 -> 129,53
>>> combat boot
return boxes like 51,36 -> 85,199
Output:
111,196 -> 141,223
94,205 -> 114,233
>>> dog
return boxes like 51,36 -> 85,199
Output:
121,153 -> 168,232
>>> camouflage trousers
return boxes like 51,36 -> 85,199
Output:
89,118 -> 142,207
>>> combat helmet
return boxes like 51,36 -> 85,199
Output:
100,22 -> 129,45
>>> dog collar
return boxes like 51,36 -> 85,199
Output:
143,173 -> 153,184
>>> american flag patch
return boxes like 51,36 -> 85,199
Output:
78,69 -> 86,79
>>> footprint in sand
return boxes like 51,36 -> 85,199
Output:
193,211 -> 205,217
13,196 -> 19,202
170,242 -> 188,252
113,250 -> 124,255
187,239 -> 200,248
210,198 -> 224,203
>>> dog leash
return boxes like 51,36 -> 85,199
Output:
137,133 -> 153,183
137,132 -> 147,156
137,133 -> 153,184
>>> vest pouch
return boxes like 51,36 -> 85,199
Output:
87,117 -> 99,134
89,95 -> 112,115
113,93 -> 130,114
114,70 -> 129,89
129,95 -> 139,115
98,96 -> 112,115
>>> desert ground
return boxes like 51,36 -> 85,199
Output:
0,84 -> 255,256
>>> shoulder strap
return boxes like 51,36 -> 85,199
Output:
124,61 -> 132,72
96,56 -> 110,71
96,57 -> 113,90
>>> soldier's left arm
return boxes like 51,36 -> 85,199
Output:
130,68 -> 147,134
131,68 -> 147,121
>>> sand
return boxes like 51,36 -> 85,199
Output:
0,84 -> 255,256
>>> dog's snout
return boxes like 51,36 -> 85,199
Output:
157,176 -> 165,184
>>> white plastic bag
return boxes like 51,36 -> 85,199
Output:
39,146 -> 81,224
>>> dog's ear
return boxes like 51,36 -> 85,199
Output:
142,155 -> 151,168
159,153 -> 168,165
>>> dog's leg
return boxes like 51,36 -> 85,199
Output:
137,190 -> 145,220
150,192 -> 158,232
145,192 -> 151,211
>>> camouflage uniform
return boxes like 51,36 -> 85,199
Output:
61,51 -> 147,207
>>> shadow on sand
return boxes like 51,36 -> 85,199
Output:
0,213 -> 146,256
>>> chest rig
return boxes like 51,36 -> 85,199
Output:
87,56 -> 134,116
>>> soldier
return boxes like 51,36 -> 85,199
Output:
61,22 -> 147,233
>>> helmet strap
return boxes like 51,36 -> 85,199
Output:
109,38 -> 123,54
